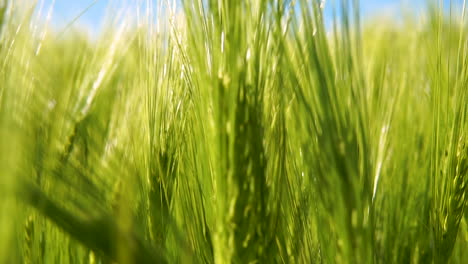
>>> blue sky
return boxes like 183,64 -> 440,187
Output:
40,0 -> 461,33
41,0 -> 110,33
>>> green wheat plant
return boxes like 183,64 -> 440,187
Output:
1,0 -> 467,263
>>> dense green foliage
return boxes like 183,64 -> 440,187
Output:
1,0 -> 467,263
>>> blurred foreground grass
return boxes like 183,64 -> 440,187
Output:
0,0 -> 467,263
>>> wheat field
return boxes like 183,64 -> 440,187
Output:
0,0 -> 467,263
